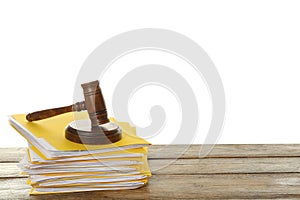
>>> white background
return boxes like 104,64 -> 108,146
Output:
1,0 -> 300,147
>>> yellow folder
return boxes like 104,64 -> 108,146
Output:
9,112 -> 150,155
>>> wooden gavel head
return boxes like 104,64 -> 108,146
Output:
26,80 -> 122,145
81,80 -> 110,126
65,80 -> 122,145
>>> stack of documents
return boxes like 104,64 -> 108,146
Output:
9,113 -> 151,195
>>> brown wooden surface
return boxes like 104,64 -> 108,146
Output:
1,145 -> 300,199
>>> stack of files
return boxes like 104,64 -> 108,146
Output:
9,112 -> 151,195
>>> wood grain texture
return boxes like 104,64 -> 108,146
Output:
0,148 -> 26,162
148,144 -> 300,158
3,157 -> 300,177
2,174 -> 300,199
2,145 -> 300,199
3,144 -> 300,161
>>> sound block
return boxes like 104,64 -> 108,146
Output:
65,119 -> 122,145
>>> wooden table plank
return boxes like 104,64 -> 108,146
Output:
0,148 -> 26,162
2,174 -> 300,199
3,144 -> 300,162
3,157 -> 300,178
148,144 -> 300,158
0,163 -> 26,178
150,157 -> 300,175
2,145 -> 300,199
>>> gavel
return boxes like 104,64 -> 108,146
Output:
26,80 -> 122,145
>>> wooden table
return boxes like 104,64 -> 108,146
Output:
2,144 -> 300,199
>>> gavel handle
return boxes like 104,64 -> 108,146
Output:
26,101 -> 86,122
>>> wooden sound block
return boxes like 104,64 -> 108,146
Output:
65,119 -> 122,145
